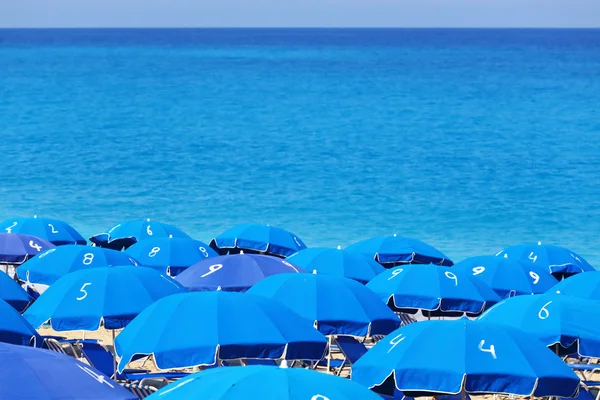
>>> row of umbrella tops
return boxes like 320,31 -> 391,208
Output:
5,243 -> 599,322
0,217 -> 595,279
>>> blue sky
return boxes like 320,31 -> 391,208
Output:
1,0 -> 599,28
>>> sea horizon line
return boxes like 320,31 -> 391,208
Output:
1,26 -> 599,30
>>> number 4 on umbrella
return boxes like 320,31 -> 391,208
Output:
388,333 -> 406,353
478,340 -> 497,359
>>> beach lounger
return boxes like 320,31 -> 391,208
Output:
323,336 -> 368,375
42,338 -> 82,358
316,336 -> 368,374
399,313 -> 417,326
243,359 -> 278,366
121,383 -> 157,399
139,377 -> 169,390
392,394 -> 471,400
123,371 -> 190,381
582,382 -> 600,400
70,339 -> 115,377
571,363 -> 600,380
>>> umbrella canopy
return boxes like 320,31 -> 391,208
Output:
286,247 -> 385,284
0,233 -> 55,264
0,342 -> 136,399
89,219 -> 190,250
248,274 -> 400,336
0,216 -> 86,246
147,365 -> 383,400
551,271 -> 600,301
23,266 -> 185,331
125,236 -> 217,277
18,245 -> 139,288
478,293 -> 600,357
346,235 -> 453,267
453,255 -> 558,298
366,264 -> 500,317
351,318 -> 580,398
176,254 -> 305,292
0,270 -> 32,312
496,242 -> 594,279
210,224 -> 306,258
0,299 -> 41,346
115,291 -> 327,372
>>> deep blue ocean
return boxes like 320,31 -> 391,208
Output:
1,29 -> 599,264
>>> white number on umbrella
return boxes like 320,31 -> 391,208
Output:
388,333 -> 405,353
445,271 -> 458,286
129,257 -> 138,266
48,224 -> 59,234
29,241 -> 42,252
529,271 -> 540,284
39,248 -> 56,258
146,225 -> 153,236
281,260 -> 300,272
538,301 -> 552,319
148,247 -> 161,257
312,396 -> 330,400
293,236 -> 302,247
478,340 -> 497,359
4,221 -> 17,233
108,224 -> 121,234
201,264 -> 223,278
388,268 -> 404,280
82,253 -> 94,265
77,283 -> 92,300
472,266 -> 485,275
199,247 -> 209,257
528,252 -> 538,262
76,364 -> 114,388
571,253 -> 581,262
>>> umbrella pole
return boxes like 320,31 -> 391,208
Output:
112,329 -> 117,377
462,388 -> 466,400
327,335 -> 332,373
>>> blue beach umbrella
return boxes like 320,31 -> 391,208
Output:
478,293 -> 600,357
147,365 -> 383,400
366,264 -> 500,317
346,235 -> 453,267
286,247 -> 385,284
210,224 -> 307,258
0,342 -> 136,399
0,233 -> 55,264
115,291 -> 327,371
17,245 -> 139,288
453,255 -> 558,298
23,266 -> 185,331
351,319 -> 580,397
0,299 -> 41,346
126,236 -> 217,277
496,242 -> 594,279
0,216 -> 86,246
176,254 -> 305,292
248,274 -> 400,336
551,271 -> 600,301
0,271 -> 32,312
89,219 -> 190,250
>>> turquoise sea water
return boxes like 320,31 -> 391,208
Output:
1,29 -> 599,264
